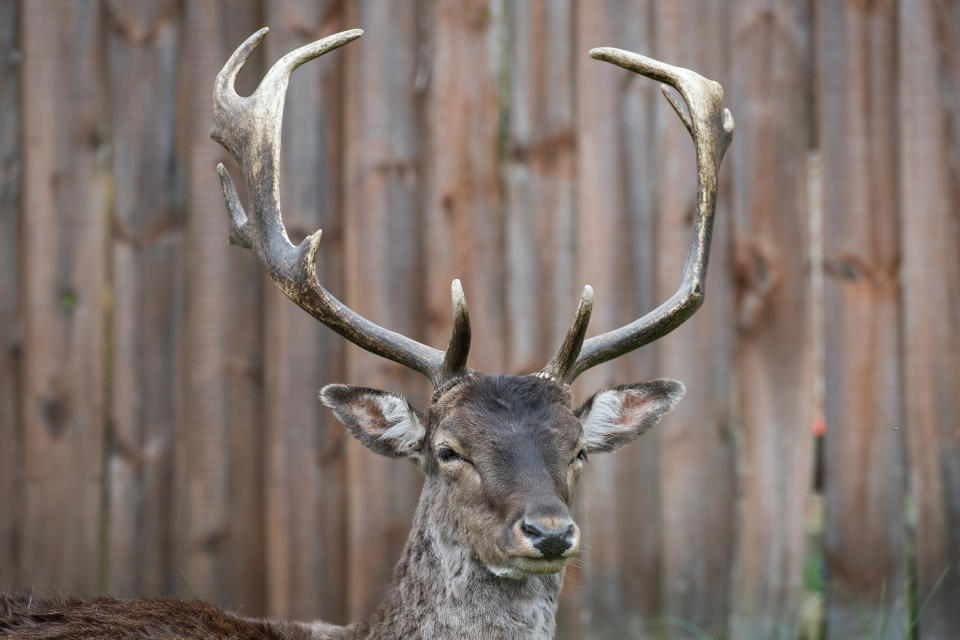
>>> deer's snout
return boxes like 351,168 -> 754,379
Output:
502,500 -> 580,562
520,519 -> 577,559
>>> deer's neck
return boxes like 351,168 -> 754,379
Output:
349,486 -> 563,640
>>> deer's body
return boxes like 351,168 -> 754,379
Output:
3,510 -> 560,640
0,593 -> 317,640
2,25 -> 732,640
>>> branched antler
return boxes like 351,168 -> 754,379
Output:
541,48 -> 734,384
211,28 -> 471,389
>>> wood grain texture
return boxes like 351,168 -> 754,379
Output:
0,0 -> 23,592
218,0 -> 270,618
574,1 -> 663,637
817,0 -> 906,637
20,0 -> 108,597
104,0 -> 183,598
7,4 -> 959,637
502,0 -> 577,379
261,0 -> 347,623
174,0 -> 232,603
652,2 -> 736,637
424,0 -> 504,375
342,0 -> 427,622
897,1 -> 960,637
727,2 -> 815,638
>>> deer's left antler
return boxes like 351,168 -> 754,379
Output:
540,48 -> 734,385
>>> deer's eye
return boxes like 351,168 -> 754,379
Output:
574,448 -> 588,464
437,447 -> 462,463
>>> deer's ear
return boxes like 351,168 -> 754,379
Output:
320,385 -> 425,458
575,379 -> 685,453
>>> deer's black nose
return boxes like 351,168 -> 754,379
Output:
521,519 -> 576,559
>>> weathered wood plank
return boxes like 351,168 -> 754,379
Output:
104,0 -> 183,598
503,0 -> 575,375
174,0 -> 234,603
574,1 -> 663,638
342,0 -> 427,622
727,2 -> 815,638
424,0 -> 503,375
218,0 -> 269,618
652,2 -> 736,637
817,1 -> 906,637
20,0 -> 108,597
0,0 -> 23,592
898,2 -> 960,637
261,0 -> 348,623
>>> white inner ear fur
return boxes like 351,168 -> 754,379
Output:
581,389 -> 636,449
375,393 -> 424,453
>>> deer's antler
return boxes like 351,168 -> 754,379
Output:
540,48 -> 734,385
211,28 -> 471,389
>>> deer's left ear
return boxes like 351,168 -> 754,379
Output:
575,379 -> 685,453
320,385 -> 425,458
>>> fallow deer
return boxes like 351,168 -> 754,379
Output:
0,27 -> 733,640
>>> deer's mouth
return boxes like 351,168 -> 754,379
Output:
510,555 -> 572,575
485,555 -> 572,580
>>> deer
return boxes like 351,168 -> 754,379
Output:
0,26 -> 733,640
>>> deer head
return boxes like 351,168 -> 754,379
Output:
211,28 -> 732,584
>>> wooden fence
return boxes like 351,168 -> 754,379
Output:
1,1 -> 958,638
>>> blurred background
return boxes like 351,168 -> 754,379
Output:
1,1 -> 958,639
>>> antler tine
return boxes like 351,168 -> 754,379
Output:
211,29 -> 472,389
439,279 -> 472,382
539,286 -> 593,383
544,48 -> 734,384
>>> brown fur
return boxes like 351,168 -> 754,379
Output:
0,592 -> 315,639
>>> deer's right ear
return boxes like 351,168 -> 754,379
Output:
575,379 -> 685,453
320,385 -> 425,458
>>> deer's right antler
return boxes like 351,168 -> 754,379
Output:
212,28 -> 471,389
540,48 -> 734,385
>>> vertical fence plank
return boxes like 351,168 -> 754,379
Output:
175,0 -> 236,604
0,0 -> 22,592
574,2 -> 662,638
174,0 -> 270,612
218,0 -> 270,617
727,2 -> 815,638
817,1 -> 906,637
898,2 -> 960,637
104,0 -> 184,598
653,2 -> 736,637
343,0 -> 426,621
424,0 -> 503,374
20,0 -> 108,597
261,0 -> 348,622
503,0 -> 576,375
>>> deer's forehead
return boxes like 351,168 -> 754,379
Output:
437,412 -> 580,448
430,375 -> 581,450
